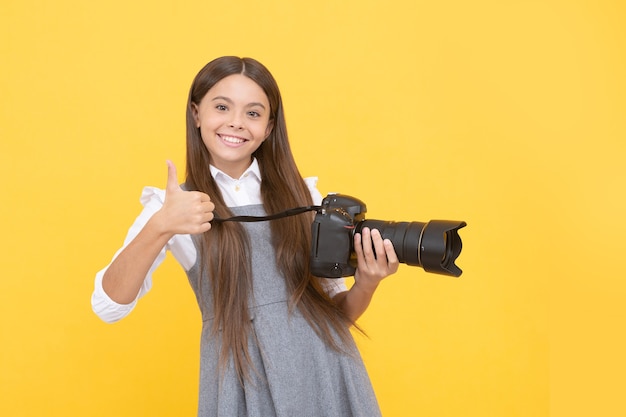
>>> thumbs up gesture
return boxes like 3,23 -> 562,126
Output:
158,160 -> 215,235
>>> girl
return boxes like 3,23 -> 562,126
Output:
92,56 -> 399,416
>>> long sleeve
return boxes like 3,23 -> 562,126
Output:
91,186 -> 196,323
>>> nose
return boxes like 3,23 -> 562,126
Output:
228,113 -> 244,130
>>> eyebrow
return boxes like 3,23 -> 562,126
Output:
211,95 -> 266,110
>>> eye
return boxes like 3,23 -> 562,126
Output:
247,111 -> 261,118
215,104 -> 227,111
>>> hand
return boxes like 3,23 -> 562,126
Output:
156,160 -> 215,235
353,227 -> 399,291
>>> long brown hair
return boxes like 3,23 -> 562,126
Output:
184,56 -> 353,382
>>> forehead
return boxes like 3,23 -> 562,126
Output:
203,74 -> 269,106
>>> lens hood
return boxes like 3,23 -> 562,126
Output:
419,220 -> 467,277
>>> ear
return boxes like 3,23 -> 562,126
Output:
264,120 -> 274,140
191,103 -> 200,128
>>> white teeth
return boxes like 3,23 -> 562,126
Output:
220,135 -> 245,144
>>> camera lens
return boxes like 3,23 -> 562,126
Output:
356,219 -> 466,277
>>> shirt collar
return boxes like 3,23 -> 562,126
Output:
209,158 -> 261,182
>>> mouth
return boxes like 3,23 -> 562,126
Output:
218,134 -> 248,145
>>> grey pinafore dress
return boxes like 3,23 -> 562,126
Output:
185,205 -> 382,417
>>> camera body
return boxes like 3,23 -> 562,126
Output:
310,194 -> 466,278
310,194 -> 366,278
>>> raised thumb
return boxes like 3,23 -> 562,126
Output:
165,160 -> 181,193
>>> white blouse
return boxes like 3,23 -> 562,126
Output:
91,159 -> 347,323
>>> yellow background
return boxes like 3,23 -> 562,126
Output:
1,0 -> 624,416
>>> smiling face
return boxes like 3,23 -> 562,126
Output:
191,74 -> 273,178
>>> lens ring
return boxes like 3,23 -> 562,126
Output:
417,224 -> 426,267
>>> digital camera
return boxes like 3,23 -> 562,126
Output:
310,194 -> 466,278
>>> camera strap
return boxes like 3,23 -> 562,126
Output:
212,205 -> 322,223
